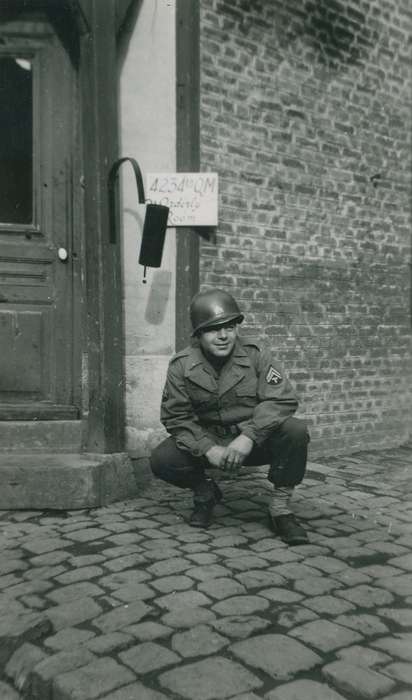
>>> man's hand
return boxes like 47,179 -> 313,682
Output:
223,434 -> 254,473
205,445 -> 228,469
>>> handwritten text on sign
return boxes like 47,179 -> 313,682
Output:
146,173 -> 218,227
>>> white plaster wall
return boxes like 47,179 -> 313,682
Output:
119,0 -> 176,457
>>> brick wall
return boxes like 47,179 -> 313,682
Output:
199,0 -> 412,456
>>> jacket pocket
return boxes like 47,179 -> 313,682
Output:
185,380 -> 216,408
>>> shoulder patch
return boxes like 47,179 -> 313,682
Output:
266,365 -> 283,385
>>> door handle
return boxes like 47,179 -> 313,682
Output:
57,247 -> 69,262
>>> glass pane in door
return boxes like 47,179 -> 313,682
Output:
0,56 -> 33,224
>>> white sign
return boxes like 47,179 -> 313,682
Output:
146,172 -> 218,227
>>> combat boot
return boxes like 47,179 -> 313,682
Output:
189,477 -> 222,528
270,513 -> 308,546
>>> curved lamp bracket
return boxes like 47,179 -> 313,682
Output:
108,157 -> 145,243
108,157 -> 169,282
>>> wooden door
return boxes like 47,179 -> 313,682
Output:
0,15 -> 81,420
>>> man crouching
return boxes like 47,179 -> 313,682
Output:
150,288 -> 309,546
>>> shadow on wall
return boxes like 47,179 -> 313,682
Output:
144,269 -> 172,325
117,0 -> 144,69
235,0 -> 377,70
302,0 -> 376,68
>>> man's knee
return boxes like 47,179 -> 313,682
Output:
150,437 -> 204,489
279,417 -> 310,445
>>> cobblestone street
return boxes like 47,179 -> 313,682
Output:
1,444 -> 412,700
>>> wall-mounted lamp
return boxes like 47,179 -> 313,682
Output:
108,157 -> 169,283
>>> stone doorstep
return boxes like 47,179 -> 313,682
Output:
0,420 -> 83,454
0,453 -> 141,510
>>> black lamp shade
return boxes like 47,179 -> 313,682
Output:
138,203 -> 169,268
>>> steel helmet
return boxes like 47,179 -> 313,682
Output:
190,288 -> 244,335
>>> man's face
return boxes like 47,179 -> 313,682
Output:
199,321 -> 239,360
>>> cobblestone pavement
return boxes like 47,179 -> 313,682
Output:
1,445 -> 412,700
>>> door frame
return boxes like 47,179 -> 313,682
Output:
175,0 -> 200,350
78,0 -> 125,453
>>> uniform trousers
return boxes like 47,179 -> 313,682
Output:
150,417 -> 309,491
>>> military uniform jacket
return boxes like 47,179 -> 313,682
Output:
160,338 -> 299,458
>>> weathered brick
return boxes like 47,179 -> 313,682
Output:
119,642 -> 179,674
5,642 -> 47,694
30,647 -> 96,700
198,0 -> 412,456
93,601 -> 152,633
54,566 -> 103,585
151,575 -> 194,593
384,663 -> 412,685
336,644 -> 391,667
266,679 -> 346,699
212,595 -> 269,616
171,624 -> 229,657
124,622 -> 172,642
23,538 -> 70,555
230,634 -> 321,679
147,557 -> 192,577
65,527 -> 111,542
159,657 -> 262,699
111,583 -> 156,603
197,577 -> 247,600
159,590 -> 212,613
52,657 -> 135,700
99,683 -> 169,700
0,612 -> 52,667
211,615 -> 271,639
86,632 -> 133,655
371,633 -> 412,661
290,619 -> 362,652
45,597 -> 103,631
47,581 -> 104,604
44,628 -> 96,651
336,584 -> 394,608
322,660 -> 396,698
161,606 -> 217,629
